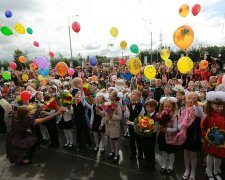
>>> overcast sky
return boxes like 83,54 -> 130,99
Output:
0,0 -> 225,61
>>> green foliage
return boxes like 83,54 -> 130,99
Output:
13,49 -> 28,70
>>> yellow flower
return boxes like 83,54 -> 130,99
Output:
149,119 -> 154,125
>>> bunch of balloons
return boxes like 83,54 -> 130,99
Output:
36,57 -> 50,77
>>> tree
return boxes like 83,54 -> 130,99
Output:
13,49 -> 28,70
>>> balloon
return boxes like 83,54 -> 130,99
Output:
49,51 -> 54,58
2,71 -> 11,80
144,65 -> 156,80
89,56 -> 97,66
27,27 -> 33,34
19,56 -> 27,63
33,41 -> 39,47
119,57 -> 126,65
130,44 -> 139,54
5,10 -> 12,18
110,27 -> 118,38
192,4 -> 201,16
173,25 -> 194,50
9,62 -> 17,70
72,22 -> 81,33
179,4 -> 189,17
55,62 -> 69,77
29,63 -> 37,70
46,62 -> 51,68
36,56 -> 47,69
68,68 -> 75,76
127,57 -> 142,75
222,75 -> 225,88
39,67 -> 49,77
199,60 -> 208,70
20,90 -> 31,102
1,26 -> 13,36
14,23 -> 26,34
32,59 -> 38,66
92,75 -> 98,82
160,49 -> 170,60
111,75 -> 117,81
177,56 -> 193,74
120,40 -> 127,49
164,59 -> 173,68
22,74 -> 29,81
38,75 -> 43,81
41,78 -> 48,86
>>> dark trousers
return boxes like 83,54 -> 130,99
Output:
45,118 -> 59,146
76,120 -> 92,146
142,133 -> 156,165
0,106 -> 7,134
128,125 -> 143,157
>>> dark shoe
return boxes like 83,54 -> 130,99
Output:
129,154 -> 136,160
205,173 -> 214,180
93,146 -> 99,152
107,152 -> 115,159
113,155 -> 120,163
160,168 -> 167,175
138,155 -> 143,161
63,144 -> 69,148
181,174 -> 189,180
167,168 -> 174,175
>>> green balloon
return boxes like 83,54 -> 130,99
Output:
1,26 -> 13,36
2,71 -> 11,80
27,27 -> 33,34
130,44 -> 139,54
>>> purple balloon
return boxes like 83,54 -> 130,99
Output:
89,56 -> 97,66
36,56 -> 47,70
47,62 -> 51,68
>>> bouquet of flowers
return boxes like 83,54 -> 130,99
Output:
58,90 -> 73,106
134,115 -> 158,137
43,97 -> 60,111
206,127 -> 225,148
154,110 -> 171,127
101,102 -> 116,113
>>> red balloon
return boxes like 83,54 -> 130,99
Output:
33,41 -> 39,47
192,4 -> 201,16
49,51 -> 54,58
119,57 -> 126,65
9,62 -> 17,70
20,90 -> 31,102
72,22 -> 81,33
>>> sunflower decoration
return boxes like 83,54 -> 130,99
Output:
58,90 -> 73,106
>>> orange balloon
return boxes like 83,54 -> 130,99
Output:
199,60 -> 208,69
173,25 -> 194,50
29,63 -> 37,70
179,4 -> 189,17
19,56 -> 27,63
41,78 -> 48,85
55,62 -> 69,77
92,75 -> 98,82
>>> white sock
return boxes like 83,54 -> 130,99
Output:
184,150 -> 190,176
93,132 -> 100,147
68,129 -> 74,144
100,132 -> 106,148
114,139 -> 119,156
161,151 -> 167,169
189,151 -> 197,180
168,153 -> 175,170
109,139 -> 115,152
63,129 -> 70,144
206,154 -> 214,176
214,157 -> 222,175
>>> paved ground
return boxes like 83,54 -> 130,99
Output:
0,120 -> 224,180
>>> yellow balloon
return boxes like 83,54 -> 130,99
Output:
127,57 -> 142,75
160,49 -> 170,60
177,56 -> 193,74
14,23 -> 26,34
22,74 -> 29,81
120,40 -> 127,49
164,59 -> 172,68
144,65 -> 156,80
110,27 -> 118,38
38,75 -> 43,81
173,25 -> 194,50
179,4 -> 189,17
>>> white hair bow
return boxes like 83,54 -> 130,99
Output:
160,97 -> 178,104
206,91 -> 225,102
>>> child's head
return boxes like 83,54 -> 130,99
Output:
36,91 -> 43,101
95,92 -> 105,104
155,79 -> 162,88
185,92 -> 198,107
194,81 -> 200,89
164,85 -> 172,96
159,97 -> 177,114
109,91 -> 120,102
71,77 -> 83,89
17,106 -> 30,120
145,99 -> 157,113
142,89 -> 149,99
205,91 -> 225,115
130,90 -> 141,102
72,89 -> 81,101
176,91 -> 185,101
199,90 -> 206,101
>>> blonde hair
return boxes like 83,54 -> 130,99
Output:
159,100 -> 177,115
71,77 -> 82,88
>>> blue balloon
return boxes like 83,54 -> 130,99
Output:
39,67 -> 49,77
5,10 -> 12,18
89,56 -> 97,66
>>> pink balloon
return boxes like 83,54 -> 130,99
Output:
192,4 -> 201,16
72,22 -> 81,33
68,68 -> 75,76
33,41 -> 39,47
49,51 -> 54,58
222,75 -> 225,88
9,62 -> 17,70
33,59 -> 38,66
111,75 -> 117,81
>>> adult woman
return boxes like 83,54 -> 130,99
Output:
6,106 -> 63,164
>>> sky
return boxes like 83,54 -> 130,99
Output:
0,0 -> 225,61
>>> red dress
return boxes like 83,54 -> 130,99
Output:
201,112 -> 225,158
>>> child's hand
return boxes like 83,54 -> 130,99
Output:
126,120 -> 132,125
